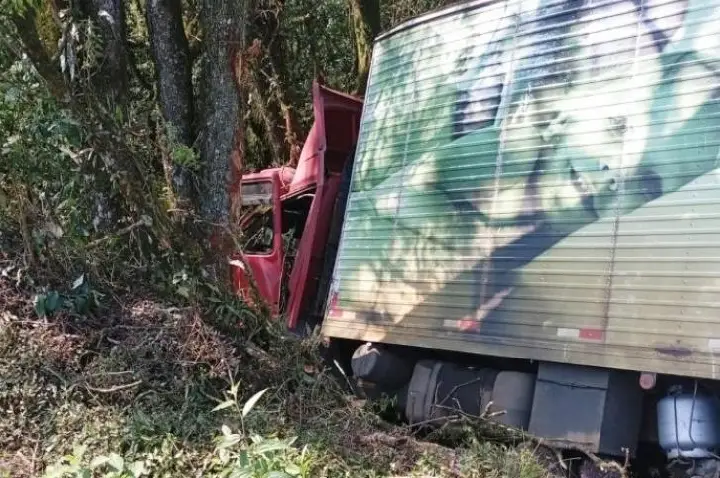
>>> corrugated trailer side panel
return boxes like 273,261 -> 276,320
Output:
322,0 -> 720,379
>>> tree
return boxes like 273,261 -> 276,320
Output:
146,0 -> 196,205
197,0 -> 248,226
348,0 -> 380,96
78,0 -> 129,108
1,0 -> 451,270
7,4 -> 67,100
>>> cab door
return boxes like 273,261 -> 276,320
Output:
231,174 -> 284,312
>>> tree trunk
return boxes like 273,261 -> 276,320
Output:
145,0 -> 196,206
82,0 -> 129,107
348,0 -> 380,96
197,0 -> 248,226
10,8 -> 67,100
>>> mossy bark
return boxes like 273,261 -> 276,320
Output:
10,7 -> 67,101
197,0 -> 248,226
146,0 -> 197,206
348,0 -> 380,96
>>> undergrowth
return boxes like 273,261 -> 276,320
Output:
0,248 -> 553,478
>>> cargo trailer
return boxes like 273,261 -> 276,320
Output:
234,0 -> 720,474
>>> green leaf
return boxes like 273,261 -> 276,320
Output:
228,469 -> 253,478
3,134 -> 20,147
217,425 -> 242,449
171,145 -> 199,169
89,455 -> 110,469
43,463 -> 69,478
127,460 -> 147,477
176,286 -> 190,299
45,290 -> 60,313
216,434 -> 242,450
254,439 -> 292,455
212,400 -> 236,412
72,295 -> 88,314
34,294 -> 47,318
284,463 -> 302,476
107,453 -> 124,471
229,381 -> 240,398
114,105 -> 124,123
72,444 -> 87,460
242,388 -> 269,418
267,472 -> 292,478
237,450 -> 250,467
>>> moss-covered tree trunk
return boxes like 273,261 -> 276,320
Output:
197,0 -> 248,226
348,0 -> 380,96
81,0 -> 129,108
145,0 -> 196,206
9,7 -> 67,100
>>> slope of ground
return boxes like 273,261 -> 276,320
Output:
0,251 -> 551,478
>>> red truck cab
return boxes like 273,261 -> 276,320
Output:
232,81 -> 362,330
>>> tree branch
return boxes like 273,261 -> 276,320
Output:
197,0 -> 249,226
9,7 -> 68,100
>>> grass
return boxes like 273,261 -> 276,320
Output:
0,250 -> 553,478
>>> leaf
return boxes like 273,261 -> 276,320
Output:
212,400 -> 236,412
229,381 -> 240,398
72,274 -> 85,290
34,294 -> 47,318
284,463 -> 302,476
254,439 -> 292,455
58,145 -> 79,162
216,434 -> 242,450
42,463 -> 69,478
3,134 -> 20,147
127,460 -> 147,477
176,286 -> 190,299
107,453 -> 124,471
45,291 -> 60,313
114,105 -> 124,123
72,444 -> 87,460
218,425 -> 242,449
89,455 -> 109,469
72,295 -> 88,314
242,388 -> 269,418
228,469 -> 253,478
267,472 -> 292,478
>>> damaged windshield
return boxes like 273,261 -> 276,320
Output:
240,181 -> 274,254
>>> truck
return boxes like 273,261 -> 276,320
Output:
233,0 -> 720,475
